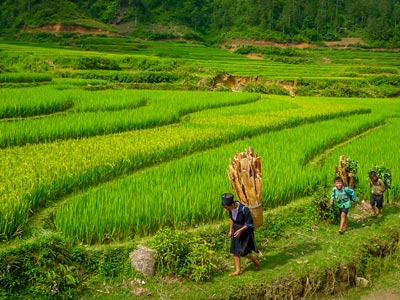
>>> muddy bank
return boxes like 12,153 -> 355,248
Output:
25,23 -> 116,36
211,73 -> 296,96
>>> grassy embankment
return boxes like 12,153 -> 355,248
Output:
0,39 -> 400,299
1,39 -> 400,97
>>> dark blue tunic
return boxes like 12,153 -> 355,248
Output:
229,202 -> 259,256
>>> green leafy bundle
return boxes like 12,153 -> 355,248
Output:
370,165 -> 393,189
345,156 -> 359,186
345,157 -> 359,175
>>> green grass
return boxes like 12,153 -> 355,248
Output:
0,72 -> 52,83
1,38 -> 400,299
0,88 -> 259,147
1,40 -> 400,82
319,117 -> 400,200
52,112 -> 383,244
2,93 -> 398,242
77,200 -> 400,300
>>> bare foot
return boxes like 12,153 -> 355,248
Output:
253,257 -> 260,270
229,271 -> 242,276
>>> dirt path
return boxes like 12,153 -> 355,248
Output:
361,291 -> 400,300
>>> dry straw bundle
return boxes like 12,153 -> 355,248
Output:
227,147 -> 263,229
334,155 -> 358,188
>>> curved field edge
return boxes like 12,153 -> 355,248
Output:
0,104 -> 370,240
0,87 -> 151,120
306,124 -> 386,168
318,116 -> 400,198
0,90 -> 261,148
50,114 -> 383,244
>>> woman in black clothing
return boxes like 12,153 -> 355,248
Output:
222,193 -> 260,276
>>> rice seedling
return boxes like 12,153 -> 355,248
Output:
0,89 -> 260,147
0,73 -> 52,83
319,117 -> 400,200
0,86 -> 73,119
52,113 -> 386,244
0,94 -> 371,240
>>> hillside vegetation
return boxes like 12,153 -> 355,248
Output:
1,0 -> 400,46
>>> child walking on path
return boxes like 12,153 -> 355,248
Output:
369,170 -> 386,218
222,193 -> 260,276
330,177 -> 357,234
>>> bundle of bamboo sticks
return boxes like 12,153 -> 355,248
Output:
334,155 -> 355,188
227,147 -> 263,228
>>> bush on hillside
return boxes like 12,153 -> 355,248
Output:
76,56 -> 120,70
234,45 -> 260,55
0,233 -> 136,299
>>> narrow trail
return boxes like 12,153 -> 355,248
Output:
306,123 -> 386,168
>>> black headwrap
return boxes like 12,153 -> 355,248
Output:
222,193 -> 234,206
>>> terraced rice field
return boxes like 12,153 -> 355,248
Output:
1,84 -> 399,244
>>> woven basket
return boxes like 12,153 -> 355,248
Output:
248,203 -> 263,229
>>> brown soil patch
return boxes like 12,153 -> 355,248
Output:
361,291 -> 400,300
212,73 -> 263,91
246,53 -> 263,60
324,37 -> 366,47
26,23 -> 116,36
352,200 -> 373,220
210,73 -> 297,96
322,57 -> 331,64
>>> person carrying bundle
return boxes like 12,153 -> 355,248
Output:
369,170 -> 386,218
329,176 -> 357,234
227,147 -> 263,230
222,193 -> 260,276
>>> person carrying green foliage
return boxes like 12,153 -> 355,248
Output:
369,170 -> 386,218
329,176 -> 357,234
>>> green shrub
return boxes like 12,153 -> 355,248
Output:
76,57 -> 120,70
312,185 -> 339,224
269,55 -> 309,64
0,233 -> 135,299
243,83 -> 268,93
151,227 -> 217,282
0,73 -> 52,83
67,70 -> 180,83
263,46 -> 298,57
234,45 -> 260,55
265,83 -> 290,95
151,228 -> 190,276
369,75 -> 400,86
